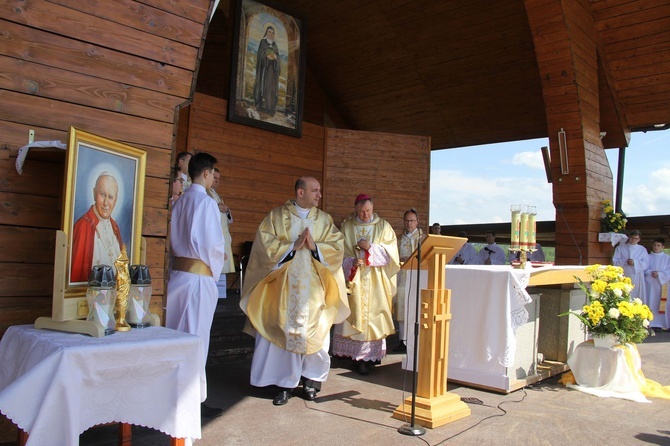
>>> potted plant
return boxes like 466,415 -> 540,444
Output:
561,264 -> 653,347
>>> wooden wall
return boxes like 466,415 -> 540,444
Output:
183,94 -> 432,261
324,129 -> 431,234
183,93 -> 327,255
0,0 -> 213,336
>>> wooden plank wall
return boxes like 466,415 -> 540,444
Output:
324,129 -> 431,235
0,0 -> 212,342
184,93 -> 326,256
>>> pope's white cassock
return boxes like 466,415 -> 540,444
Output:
613,243 -> 648,301
240,201 -> 349,389
166,183 -> 226,387
645,251 -> 670,329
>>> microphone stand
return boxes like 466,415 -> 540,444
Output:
398,229 -> 426,436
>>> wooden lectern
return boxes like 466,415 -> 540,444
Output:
392,234 -> 471,428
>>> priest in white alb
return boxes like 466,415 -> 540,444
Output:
208,168 -> 235,298
392,208 -> 421,352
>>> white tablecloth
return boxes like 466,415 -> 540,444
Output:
0,325 -> 204,445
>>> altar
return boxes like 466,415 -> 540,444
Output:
403,264 -> 589,393
0,325 -> 204,446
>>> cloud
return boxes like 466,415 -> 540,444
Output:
511,151 -> 545,170
430,169 -> 553,225
622,167 -> 670,216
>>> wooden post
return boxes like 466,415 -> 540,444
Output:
393,236 -> 471,428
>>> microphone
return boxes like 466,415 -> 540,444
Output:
484,247 -> 493,253
556,204 -> 583,265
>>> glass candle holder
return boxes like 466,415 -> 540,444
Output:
86,264 -> 117,335
127,284 -> 152,327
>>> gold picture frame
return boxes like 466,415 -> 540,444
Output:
228,0 -> 306,137
61,127 -> 146,300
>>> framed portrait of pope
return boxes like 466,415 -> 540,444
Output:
61,127 -> 146,298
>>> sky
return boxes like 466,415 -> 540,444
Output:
430,129 -> 670,225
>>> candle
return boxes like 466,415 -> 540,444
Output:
510,205 -> 520,250
520,209 -> 529,251
528,206 -> 537,249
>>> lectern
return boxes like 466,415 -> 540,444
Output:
392,235 -> 471,428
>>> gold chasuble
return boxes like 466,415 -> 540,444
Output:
240,201 -> 349,355
340,214 -> 400,341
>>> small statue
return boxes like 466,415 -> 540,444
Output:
114,245 -> 132,332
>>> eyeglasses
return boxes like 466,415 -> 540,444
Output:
404,219 -> 417,222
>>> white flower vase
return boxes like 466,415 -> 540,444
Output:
593,334 -> 619,348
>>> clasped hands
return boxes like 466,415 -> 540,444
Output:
355,238 -> 371,267
294,228 -> 316,252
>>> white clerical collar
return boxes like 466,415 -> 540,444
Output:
190,183 -> 207,194
293,202 -> 310,219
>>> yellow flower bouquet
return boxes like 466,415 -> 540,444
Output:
600,199 -> 627,233
561,265 -> 653,344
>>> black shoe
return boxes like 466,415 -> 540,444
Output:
392,342 -> 407,353
273,390 -> 292,406
303,386 -> 317,401
201,403 -> 223,418
356,361 -> 370,375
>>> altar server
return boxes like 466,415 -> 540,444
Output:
166,152 -> 226,418
613,230 -> 648,301
645,238 -> 670,330
475,230 -> 506,265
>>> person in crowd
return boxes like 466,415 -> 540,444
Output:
645,237 -> 669,330
333,194 -> 400,375
170,166 -> 184,205
475,230 -> 506,265
430,222 -> 442,235
393,208 -> 421,353
510,242 -> 546,263
71,171 -> 123,282
175,151 -> 192,190
240,177 -> 349,406
208,168 -> 235,277
165,152 -> 226,418
449,231 -> 477,265
613,229 -> 648,301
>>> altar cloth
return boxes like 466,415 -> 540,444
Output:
0,325 -> 204,445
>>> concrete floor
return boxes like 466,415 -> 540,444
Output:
79,330 -> 670,446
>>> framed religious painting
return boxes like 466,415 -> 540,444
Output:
61,127 -> 146,299
228,0 -> 306,137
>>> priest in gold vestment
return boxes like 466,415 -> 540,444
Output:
240,177 -> 349,406
333,194 -> 400,375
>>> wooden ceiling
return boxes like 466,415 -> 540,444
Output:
215,0 -> 670,150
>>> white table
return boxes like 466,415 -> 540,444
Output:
0,325 -> 205,446
403,265 -> 588,392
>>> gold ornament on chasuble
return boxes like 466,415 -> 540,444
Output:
341,215 -> 400,342
240,201 -> 349,355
